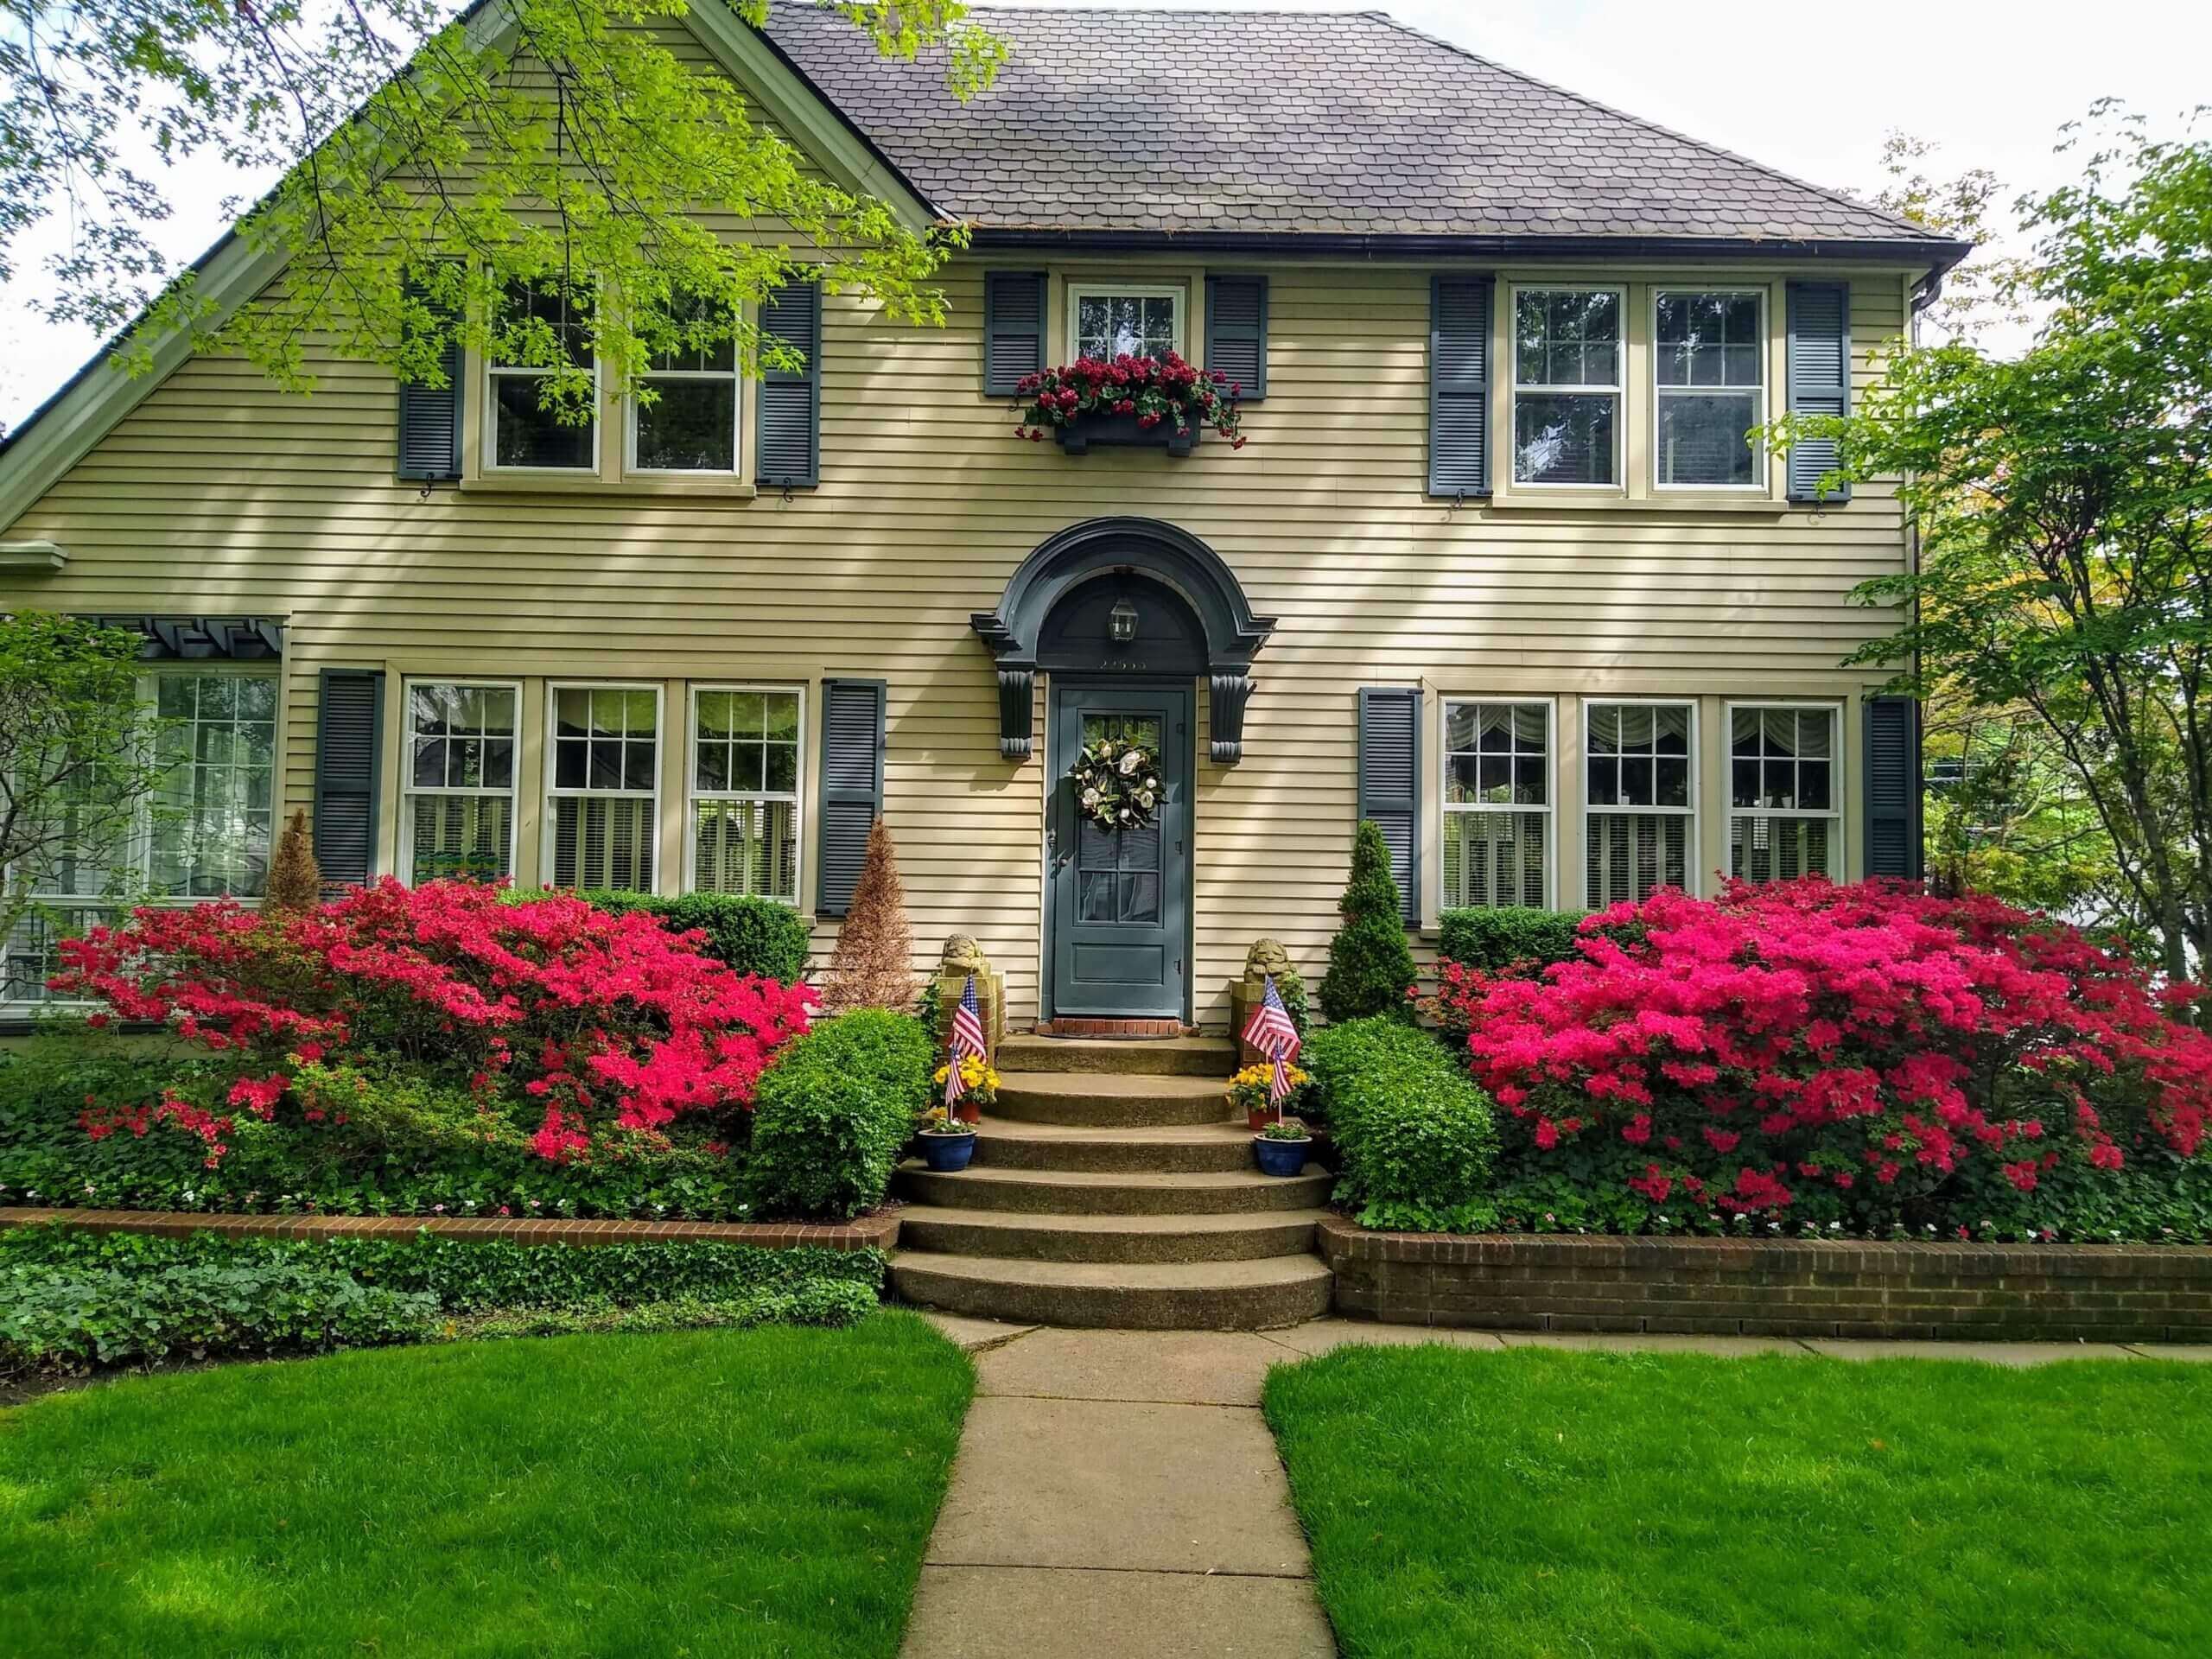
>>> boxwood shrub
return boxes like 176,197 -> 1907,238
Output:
566,889 -> 812,982
1436,906 -> 1588,974
744,1011 -> 933,1221
1306,1017 -> 1499,1233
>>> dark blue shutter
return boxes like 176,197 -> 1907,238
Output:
1786,282 -> 1852,503
982,270 -> 1046,397
1429,276 -> 1491,497
313,668 -> 385,894
396,283 -> 462,482
756,280 -> 821,487
817,678 -> 886,917
1205,274 -> 1268,400
1357,687 -> 1421,924
1863,695 -> 1922,880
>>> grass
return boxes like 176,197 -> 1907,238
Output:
0,1312 -> 972,1658
1264,1345 -> 2212,1659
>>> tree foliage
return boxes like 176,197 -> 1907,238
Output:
1776,110 -> 2212,984
1,0 -> 1004,409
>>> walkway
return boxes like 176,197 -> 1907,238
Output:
903,1314 -> 2209,1658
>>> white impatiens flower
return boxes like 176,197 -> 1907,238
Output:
1118,749 -> 1143,776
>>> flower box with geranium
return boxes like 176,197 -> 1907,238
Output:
1013,351 -> 1245,457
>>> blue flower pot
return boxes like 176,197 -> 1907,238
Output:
1252,1136 -> 1312,1177
920,1131 -> 979,1173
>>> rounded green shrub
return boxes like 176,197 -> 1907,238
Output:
744,1010 -> 932,1220
1306,1016 -> 1499,1233
1436,906 -> 1589,975
573,889 -> 812,982
1320,820 -> 1419,1024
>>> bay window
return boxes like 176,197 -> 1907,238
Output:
1442,699 -> 1553,908
1512,287 -> 1621,486
1655,289 -> 1765,488
1584,700 -> 1695,906
1728,703 -> 1841,881
689,686 -> 801,902
547,685 -> 660,891
402,680 -> 519,883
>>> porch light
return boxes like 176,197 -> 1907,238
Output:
1109,597 -> 1140,643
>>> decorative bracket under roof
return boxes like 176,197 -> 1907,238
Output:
970,517 -> 1275,764
85,615 -> 286,660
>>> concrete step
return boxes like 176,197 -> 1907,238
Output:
994,1072 -> 1231,1128
898,1162 -> 1331,1216
889,1250 -> 1334,1331
974,1120 -> 1256,1174
998,1033 -> 1237,1078
898,1205 -> 1330,1264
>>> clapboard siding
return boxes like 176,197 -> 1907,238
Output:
2,250 -> 1916,1025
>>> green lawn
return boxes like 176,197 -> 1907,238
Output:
1,1313 -> 971,1658
1265,1345 -> 2212,1659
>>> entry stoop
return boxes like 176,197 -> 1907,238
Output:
889,1035 -> 1335,1331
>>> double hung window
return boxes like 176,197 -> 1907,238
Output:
1512,288 -> 1622,486
689,687 -> 802,902
1584,700 -> 1696,906
1728,703 -> 1841,880
1441,701 -> 1553,908
1656,289 -> 1766,488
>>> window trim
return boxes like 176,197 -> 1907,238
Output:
1580,696 -> 1700,902
684,682 -> 806,905
1440,696 -> 1556,911
1065,281 -> 1186,361
541,680 -> 665,893
625,311 -> 744,478
399,676 -> 523,886
1650,286 -> 1770,493
1724,698 -> 1845,882
1507,282 -> 1627,493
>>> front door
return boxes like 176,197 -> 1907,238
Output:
1047,682 -> 1192,1020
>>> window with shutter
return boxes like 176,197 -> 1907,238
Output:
816,678 -> 885,917
1429,276 -> 1492,497
1786,282 -> 1851,503
1357,687 -> 1421,923
690,685 -> 804,903
756,280 -> 821,488
982,270 -> 1046,397
1205,275 -> 1267,400
314,668 -> 385,893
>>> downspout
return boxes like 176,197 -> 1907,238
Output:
1904,267 -> 1942,884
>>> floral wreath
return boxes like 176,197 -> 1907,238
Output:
1067,733 -> 1163,832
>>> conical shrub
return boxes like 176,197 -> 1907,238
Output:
264,808 -> 323,914
1319,818 -> 1418,1023
823,817 -> 915,1013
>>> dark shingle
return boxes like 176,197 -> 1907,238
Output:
765,4 -> 1946,246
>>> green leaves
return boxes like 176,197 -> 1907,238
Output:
1320,820 -> 1420,1023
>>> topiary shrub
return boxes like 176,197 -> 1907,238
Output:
1320,819 -> 1419,1024
1437,907 -> 1588,975
745,1010 -> 932,1220
823,818 -> 915,1013
1305,1017 -> 1498,1232
569,889 -> 811,982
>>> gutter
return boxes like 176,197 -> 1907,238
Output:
964,226 -> 1978,269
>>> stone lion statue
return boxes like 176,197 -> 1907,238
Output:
1244,938 -> 1294,981
939,933 -> 991,975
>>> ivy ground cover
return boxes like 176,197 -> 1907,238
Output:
1265,1344 -> 2212,1659
1,1313 -> 971,1658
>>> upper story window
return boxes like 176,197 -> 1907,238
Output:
1070,284 -> 1182,360
1511,287 -> 1622,487
1655,290 -> 1766,489
1729,703 -> 1840,881
548,685 -> 661,891
630,294 -> 741,474
403,679 -> 519,883
690,686 -> 802,903
1584,699 -> 1695,906
488,279 -> 596,472
1442,699 -> 1553,909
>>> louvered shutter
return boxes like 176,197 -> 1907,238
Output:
1357,687 -> 1421,924
1863,695 -> 1922,880
1429,276 -> 1492,497
1205,274 -> 1268,400
313,669 -> 385,894
1786,282 -> 1852,503
396,279 -> 462,481
756,280 -> 821,487
982,270 -> 1046,397
816,678 -> 886,917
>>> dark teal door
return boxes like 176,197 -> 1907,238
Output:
1047,682 -> 1192,1020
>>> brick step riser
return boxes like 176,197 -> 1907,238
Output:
897,1167 -> 1332,1216
991,1094 -> 1235,1129
889,1262 -> 1333,1331
975,1136 -> 1255,1174
996,1039 -> 1236,1078
897,1216 -> 1322,1264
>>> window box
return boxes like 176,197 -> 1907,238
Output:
1015,350 -> 1243,458
1054,406 -> 1201,457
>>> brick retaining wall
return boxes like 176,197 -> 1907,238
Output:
0,1206 -> 898,1252
1318,1216 -> 2212,1343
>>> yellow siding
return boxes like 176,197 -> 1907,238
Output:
2,251 -> 1916,1027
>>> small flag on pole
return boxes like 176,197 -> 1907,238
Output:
1240,974 -> 1302,1111
945,973 -> 987,1109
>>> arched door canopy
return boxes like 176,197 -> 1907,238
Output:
971,518 -> 1277,763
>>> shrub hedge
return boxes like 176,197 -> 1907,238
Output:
0,1225 -> 885,1370
745,1011 -> 933,1221
565,889 -> 812,983
1306,1017 -> 1499,1233
1436,906 -> 1588,974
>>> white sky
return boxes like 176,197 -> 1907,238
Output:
3,0 -> 2208,429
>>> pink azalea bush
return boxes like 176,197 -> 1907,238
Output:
51,880 -> 814,1173
1434,880 -> 2212,1237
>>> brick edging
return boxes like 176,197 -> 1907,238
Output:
0,1206 -> 899,1252
1317,1215 -> 2212,1342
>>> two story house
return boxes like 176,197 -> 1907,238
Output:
0,3 -> 1964,1029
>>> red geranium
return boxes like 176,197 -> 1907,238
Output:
1012,350 -> 1246,448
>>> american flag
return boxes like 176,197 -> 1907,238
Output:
1241,974 -> 1302,1110
945,973 -> 987,1108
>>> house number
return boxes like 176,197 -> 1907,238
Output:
1100,658 -> 1148,671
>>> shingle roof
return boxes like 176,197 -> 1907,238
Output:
764,4 -> 1950,251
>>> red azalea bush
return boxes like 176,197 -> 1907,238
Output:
1434,880 -> 2212,1236
1013,350 -> 1246,448
50,879 -> 815,1171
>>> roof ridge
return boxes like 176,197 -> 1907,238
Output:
1360,10 -> 1945,244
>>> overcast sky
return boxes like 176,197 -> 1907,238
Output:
3,0 -> 2207,428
